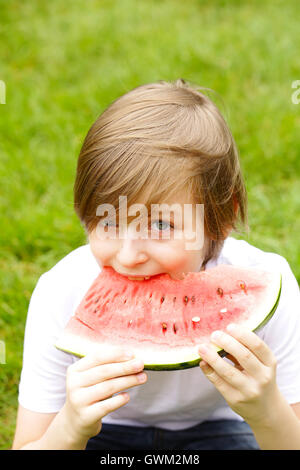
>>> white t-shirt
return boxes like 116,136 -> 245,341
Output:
18,237 -> 300,431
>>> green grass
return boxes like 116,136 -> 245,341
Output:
0,0 -> 299,449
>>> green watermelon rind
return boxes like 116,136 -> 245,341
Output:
55,273 -> 282,371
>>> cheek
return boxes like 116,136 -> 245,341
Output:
89,238 -> 118,266
153,238 -> 207,273
150,242 -> 187,268
184,250 -> 206,272
147,239 -> 202,272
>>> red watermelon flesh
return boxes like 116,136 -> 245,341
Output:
55,265 -> 282,370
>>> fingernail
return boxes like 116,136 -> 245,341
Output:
198,344 -> 208,354
137,372 -> 147,383
132,359 -> 144,371
211,330 -> 222,341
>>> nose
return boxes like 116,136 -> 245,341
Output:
116,236 -> 149,267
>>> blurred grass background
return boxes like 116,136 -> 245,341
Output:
0,0 -> 299,449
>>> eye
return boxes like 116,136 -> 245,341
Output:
151,219 -> 174,231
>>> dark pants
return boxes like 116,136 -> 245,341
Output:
86,420 -> 260,450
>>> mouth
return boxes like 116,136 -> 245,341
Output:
111,269 -> 184,281
115,270 -> 158,281
121,274 -> 152,281
113,270 -> 184,281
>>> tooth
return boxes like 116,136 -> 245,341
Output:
127,275 -> 152,281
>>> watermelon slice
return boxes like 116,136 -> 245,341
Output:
55,265 -> 282,370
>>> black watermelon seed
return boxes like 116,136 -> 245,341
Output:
217,287 -> 224,297
183,296 -> 189,304
162,322 -> 167,332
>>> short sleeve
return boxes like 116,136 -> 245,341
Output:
18,273 -> 76,413
257,257 -> 300,404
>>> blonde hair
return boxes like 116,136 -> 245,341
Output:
74,79 -> 248,266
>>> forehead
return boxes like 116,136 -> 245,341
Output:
113,190 -> 198,223
134,187 -> 196,209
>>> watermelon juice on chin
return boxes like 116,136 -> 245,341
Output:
55,264 -> 281,370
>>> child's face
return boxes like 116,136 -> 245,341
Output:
88,192 -> 210,279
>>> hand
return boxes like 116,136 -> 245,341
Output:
63,348 -> 147,444
198,324 -> 279,427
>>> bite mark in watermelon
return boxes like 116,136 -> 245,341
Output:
55,265 -> 282,370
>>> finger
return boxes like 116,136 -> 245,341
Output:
71,347 -> 135,372
80,358 -> 145,387
226,324 -> 276,367
224,353 -> 243,371
199,360 -> 237,397
89,392 -> 131,419
198,344 -> 246,390
210,330 -> 263,376
80,372 -> 148,405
